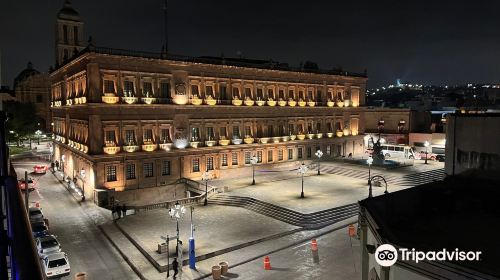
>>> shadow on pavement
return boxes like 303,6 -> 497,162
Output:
271,267 -> 290,271
222,272 -> 239,278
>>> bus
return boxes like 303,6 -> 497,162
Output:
380,144 -> 416,159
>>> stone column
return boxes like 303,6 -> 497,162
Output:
86,62 -> 101,103
88,114 -> 103,155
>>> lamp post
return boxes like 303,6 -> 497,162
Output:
367,156 -> 373,197
80,168 -> 86,202
189,206 -> 196,269
201,171 -> 210,206
35,130 -> 42,145
250,155 -> 258,185
298,163 -> 308,198
315,150 -> 323,175
424,141 -> 430,164
169,202 -> 186,256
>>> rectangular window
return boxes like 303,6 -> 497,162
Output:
278,149 -> 284,161
232,87 -> 240,98
144,162 -> 154,178
257,151 -> 263,163
233,126 -> 240,138
308,90 -> 313,100
232,152 -> 238,165
126,163 -> 136,180
125,130 -> 135,145
220,127 -> 227,139
192,158 -> 200,172
288,89 -> 294,99
245,126 -> 251,138
143,129 -> 153,143
288,149 -> 293,160
316,123 -> 321,133
245,152 -> 251,164
222,154 -> 228,166
105,130 -> 115,145
191,85 -> 199,96
257,88 -> 263,99
278,90 -> 284,100
307,147 -> 312,158
317,90 -> 322,102
162,160 -> 171,176
268,150 -> 273,162
298,148 -> 303,159
104,80 -> 115,93
124,81 -> 135,96
267,88 -> 274,99
207,157 -> 214,171
160,82 -> 170,98
267,125 -> 273,137
288,124 -> 294,135
143,82 -> 153,96
161,128 -> 170,142
205,85 -> 213,97
207,127 -> 214,140
191,127 -> 199,141
106,166 -> 117,182
244,88 -> 252,99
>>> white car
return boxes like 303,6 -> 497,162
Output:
29,207 -> 44,223
42,252 -> 70,279
36,235 -> 61,258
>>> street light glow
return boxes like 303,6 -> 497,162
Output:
367,156 -> 374,165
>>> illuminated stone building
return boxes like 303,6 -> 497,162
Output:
50,46 -> 368,203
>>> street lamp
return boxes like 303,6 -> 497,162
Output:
315,150 -> 323,175
80,168 -> 86,202
201,171 -> 210,206
35,130 -> 42,145
250,155 -> 258,185
424,141 -> 430,164
298,163 -> 308,198
169,202 -> 186,256
367,156 -> 373,198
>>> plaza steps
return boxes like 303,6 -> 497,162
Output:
396,168 -> 446,186
208,194 -> 359,229
320,165 -> 402,185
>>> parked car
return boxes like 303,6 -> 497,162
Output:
29,207 -> 44,222
42,252 -> 70,279
34,165 -> 48,174
435,154 -> 445,162
36,235 -> 61,258
416,151 -> 436,161
18,178 -> 35,191
31,221 -> 49,238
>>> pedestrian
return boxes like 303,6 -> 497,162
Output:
121,204 -> 127,217
172,258 -> 179,279
111,205 -> 117,220
116,204 -> 122,219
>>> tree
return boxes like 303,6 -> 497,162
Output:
4,101 -> 40,147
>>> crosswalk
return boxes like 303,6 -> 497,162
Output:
320,165 -> 445,187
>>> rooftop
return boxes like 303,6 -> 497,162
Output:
360,175 -> 500,278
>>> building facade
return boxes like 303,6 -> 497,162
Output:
50,47 -> 368,203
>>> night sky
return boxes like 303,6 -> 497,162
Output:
2,0 -> 500,89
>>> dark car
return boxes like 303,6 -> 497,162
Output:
31,221 -> 49,238
435,154 -> 445,162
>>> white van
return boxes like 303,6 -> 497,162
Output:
380,144 -> 416,159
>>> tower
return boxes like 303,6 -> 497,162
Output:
55,0 -> 84,65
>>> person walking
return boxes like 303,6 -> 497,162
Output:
111,205 -> 117,220
121,204 -> 127,217
116,204 -> 122,219
172,258 -> 179,279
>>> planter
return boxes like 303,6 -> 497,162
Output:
282,136 -> 290,142
122,145 -> 140,153
267,100 -> 277,106
122,97 -> 139,104
159,143 -> 173,151
206,98 -> 217,106
336,131 -> 344,137
191,98 -> 202,105
288,100 -> 297,107
316,133 -> 323,139
231,138 -> 243,145
337,101 -> 344,107
243,138 -> 255,144
259,137 -> 270,144
278,100 -> 287,106
327,132 -> 334,138
232,99 -> 243,106
297,134 -> 306,140
289,135 -> 297,140
327,101 -> 335,107
205,140 -> 217,147
272,137 -> 281,143
142,144 -> 157,152
343,128 -> 350,136
307,101 -> 316,107
256,100 -> 266,106
219,139 -> 230,146
190,141 -> 200,148
102,95 -> 120,104
298,101 -> 307,107
244,100 -> 255,106
306,133 -> 315,139
141,97 -> 157,104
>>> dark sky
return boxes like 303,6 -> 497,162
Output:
2,0 -> 500,89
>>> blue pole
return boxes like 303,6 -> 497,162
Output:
189,237 -> 196,269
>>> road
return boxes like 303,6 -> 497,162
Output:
12,157 -> 137,280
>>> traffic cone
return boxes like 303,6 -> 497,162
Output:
311,239 -> 318,251
263,256 -> 271,270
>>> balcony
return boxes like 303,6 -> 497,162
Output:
327,101 -> 335,107
244,99 -> 255,106
288,100 -> 297,107
256,100 -> 266,106
297,134 -> 306,140
231,138 -> 243,145
343,128 -> 350,136
219,139 -> 230,146
289,135 -> 297,141
337,101 -> 345,107
298,100 -> 306,107
191,97 -> 203,105
102,94 -> 120,104
159,143 -> 173,151
142,143 -> 157,152
205,96 -> 217,106
66,99 -> 73,106
327,132 -> 334,138
189,141 -> 200,148
278,100 -> 287,107
259,137 -> 270,144
307,101 -> 315,107
122,145 -> 140,153
352,130 -> 359,136
205,140 -> 217,147
344,100 -> 351,107
232,98 -> 243,106
272,136 -> 281,143
141,97 -> 157,104
243,137 -> 255,144
282,136 -> 290,142
306,133 -> 315,139
336,130 -> 344,137
122,96 -> 139,104
103,146 -> 121,155
267,100 -> 277,106
316,133 -> 323,139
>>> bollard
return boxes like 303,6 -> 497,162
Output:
311,239 -> 318,251
264,256 -> 271,270
348,224 -> 356,237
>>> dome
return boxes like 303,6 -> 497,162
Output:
57,0 -> 81,21
14,62 -> 40,88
